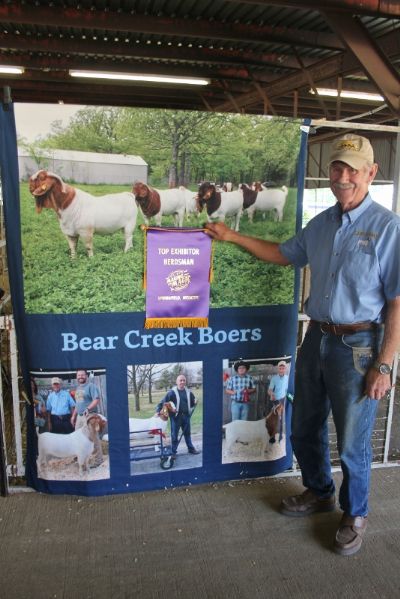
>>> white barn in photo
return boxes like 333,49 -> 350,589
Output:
18,148 -> 148,185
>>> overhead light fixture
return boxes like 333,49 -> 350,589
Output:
0,66 -> 24,75
310,87 -> 384,102
69,70 -> 210,86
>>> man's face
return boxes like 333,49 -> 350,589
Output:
76,370 -> 88,384
329,161 -> 377,212
278,365 -> 286,376
52,382 -> 61,391
237,365 -> 247,376
176,375 -> 186,389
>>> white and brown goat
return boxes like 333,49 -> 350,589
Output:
132,182 -> 187,227
29,169 -> 138,257
196,182 -> 243,231
37,412 -> 105,476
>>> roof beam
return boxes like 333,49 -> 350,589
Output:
0,33 -> 306,71
0,3 -> 344,51
324,12 -> 400,114
215,28 -> 400,112
223,0 -> 400,18
0,53 -> 275,84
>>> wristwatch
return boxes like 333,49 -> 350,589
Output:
373,361 -> 392,375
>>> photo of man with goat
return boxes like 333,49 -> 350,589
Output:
222,358 -> 291,464
33,369 -> 109,481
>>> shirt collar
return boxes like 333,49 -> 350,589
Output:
331,193 -> 372,224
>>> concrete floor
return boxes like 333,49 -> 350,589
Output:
1,467 -> 400,599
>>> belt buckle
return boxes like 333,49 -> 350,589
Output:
332,323 -> 338,335
320,322 -> 331,334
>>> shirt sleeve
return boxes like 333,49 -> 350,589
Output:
268,376 -> 275,392
90,383 -> 100,400
378,221 -> 400,300
279,227 -> 309,268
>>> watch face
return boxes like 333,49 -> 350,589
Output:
379,363 -> 391,375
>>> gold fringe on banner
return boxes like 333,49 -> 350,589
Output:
144,317 -> 209,329
209,240 -> 215,283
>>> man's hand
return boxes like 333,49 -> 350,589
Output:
364,367 -> 392,400
204,222 -> 236,242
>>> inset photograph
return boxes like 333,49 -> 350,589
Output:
31,368 -> 109,480
18,109 -> 300,314
222,358 -> 291,464
127,362 -> 203,475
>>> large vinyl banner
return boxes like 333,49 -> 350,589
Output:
1,103 -> 307,495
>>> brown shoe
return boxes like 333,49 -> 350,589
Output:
334,514 -> 367,556
281,489 -> 336,517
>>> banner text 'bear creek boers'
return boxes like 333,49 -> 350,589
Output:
61,326 -> 263,351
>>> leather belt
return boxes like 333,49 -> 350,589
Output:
310,320 -> 374,335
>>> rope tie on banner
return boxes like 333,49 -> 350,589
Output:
141,224 -> 148,289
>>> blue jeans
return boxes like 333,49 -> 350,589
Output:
292,323 -> 383,517
231,402 -> 250,421
170,414 -> 195,454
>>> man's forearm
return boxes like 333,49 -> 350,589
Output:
205,223 -> 291,265
377,296 -> 400,365
364,296 -> 400,400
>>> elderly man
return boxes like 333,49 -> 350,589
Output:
268,361 -> 289,408
267,361 -> 289,443
205,133 -> 400,556
46,377 -> 75,434
156,374 -> 199,459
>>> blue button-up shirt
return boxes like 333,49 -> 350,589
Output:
280,194 -> 400,323
46,389 -> 76,416
268,374 -> 289,400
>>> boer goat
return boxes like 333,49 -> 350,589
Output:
196,182 -> 243,231
245,183 -> 288,222
102,401 -> 176,444
29,170 -> 138,258
132,182 -> 187,227
265,402 -> 284,444
224,418 -> 270,455
37,412 -> 104,476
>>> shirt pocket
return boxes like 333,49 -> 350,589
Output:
340,241 -> 379,291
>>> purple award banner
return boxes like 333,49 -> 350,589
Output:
144,227 -> 213,328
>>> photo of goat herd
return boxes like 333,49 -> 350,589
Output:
18,107 -> 302,314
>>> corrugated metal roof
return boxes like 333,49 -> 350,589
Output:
0,1 -> 398,127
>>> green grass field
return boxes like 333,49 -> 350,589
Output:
20,182 -> 297,313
